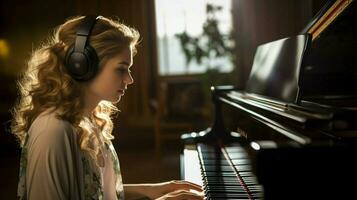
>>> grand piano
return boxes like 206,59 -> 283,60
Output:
181,0 -> 357,199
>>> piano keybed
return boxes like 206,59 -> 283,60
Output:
183,143 -> 264,200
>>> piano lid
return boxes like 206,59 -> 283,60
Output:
301,0 -> 354,41
299,0 -> 357,104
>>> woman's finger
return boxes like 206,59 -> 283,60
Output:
167,190 -> 204,200
170,180 -> 203,192
167,189 -> 191,195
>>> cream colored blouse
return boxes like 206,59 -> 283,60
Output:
17,111 -> 124,200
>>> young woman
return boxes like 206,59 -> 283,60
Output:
11,15 -> 203,200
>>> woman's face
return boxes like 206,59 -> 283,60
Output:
85,46 -> 134,104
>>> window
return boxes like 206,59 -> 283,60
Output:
155,0 -> 233,76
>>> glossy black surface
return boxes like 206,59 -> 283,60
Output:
245,34 -> 311,103
183,0 -> 357,199
300,1 -> 357,103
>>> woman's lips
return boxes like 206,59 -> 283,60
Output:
118,89 -> 125,96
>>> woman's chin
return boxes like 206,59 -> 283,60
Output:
104,93 -> 123,104
113,96 -> 122,103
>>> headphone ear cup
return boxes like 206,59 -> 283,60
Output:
64,44 -> 99,81
83,44 -> 99,80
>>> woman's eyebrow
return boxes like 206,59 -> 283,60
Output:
118,61 -> 131,66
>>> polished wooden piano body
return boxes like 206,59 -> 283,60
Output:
181,0 -> 357,199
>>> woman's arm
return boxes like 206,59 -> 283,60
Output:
124,180 -> 203,200
124,184 -> 151,200
26,118 -> 81,200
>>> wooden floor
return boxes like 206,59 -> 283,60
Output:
0,129 -> 184,199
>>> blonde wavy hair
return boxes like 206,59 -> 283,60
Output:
11,16 -> 140,162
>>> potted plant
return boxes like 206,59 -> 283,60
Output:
175,3 -> 237,122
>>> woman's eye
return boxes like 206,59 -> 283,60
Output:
117,68 -> 128,73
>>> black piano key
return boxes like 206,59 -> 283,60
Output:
237,171 -> 255,177
206,189 -> 262,195
207,193 -> 263,200
198,149 -> 219,153
204,180 -> 264,193
203,181 -> 242,186
202,172 -> 237,177
241,182 -> 258,186
202,172 -> 235,176
205,176 -> 250,181
205,186 -> 244,192
196,143 -> 264,199
200,154 -> 225,160
203,177 -> 239,181
206,192 -> 250,198
200,153 -> 248,160
201,159 -> 230,164
234,165 -> 252,172
203,177 -> 259,185
202,158 -> 251,165
205,191 -> 264,199
204,186 -> 247,192
201,165 -> 235,172
205,185 -> 245,190
225,149 -> 247,154
250,192 -> 264,198
225,148 -> 246,153
246,185 -> 264,191
202,170 -> 230,175
207,198 -> 254,200
201,170 -> 256,176
231,159 -> 251,165
201,159 -> 252,166
240,177 -> 258,183
206,189 -> 263,195
203,163 -> 232,167
205,190 -> 248,196
205,185 -> 262,192
203,179 -> 240,184
197,144 -> 221,152
205,176 -> 241,181
225,153 -> 249,159
201,159 -> 236,166
204,181 -> 242,186
204,181 -> 259,188
225,149 -> 248,155
243,181 -> 259,186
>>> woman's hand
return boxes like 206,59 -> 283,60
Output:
144,180 -> 204,200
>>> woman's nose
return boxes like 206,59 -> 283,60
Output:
125,73 -> 134,85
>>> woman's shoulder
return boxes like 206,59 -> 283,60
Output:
28,110 -> 75,140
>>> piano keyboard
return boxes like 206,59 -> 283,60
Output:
183,143 -> 264,200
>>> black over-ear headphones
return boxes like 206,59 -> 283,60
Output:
64,15 -> 102,81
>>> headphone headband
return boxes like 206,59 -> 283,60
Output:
64,15 -> 102,81
74,15 -> 101,52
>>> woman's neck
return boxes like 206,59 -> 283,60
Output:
83,91 -> 100,118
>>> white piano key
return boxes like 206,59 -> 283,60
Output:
183,146 -> 203,186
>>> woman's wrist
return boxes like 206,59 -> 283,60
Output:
124,184 -> 154,200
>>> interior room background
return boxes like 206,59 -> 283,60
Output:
0,0 -> 327,199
